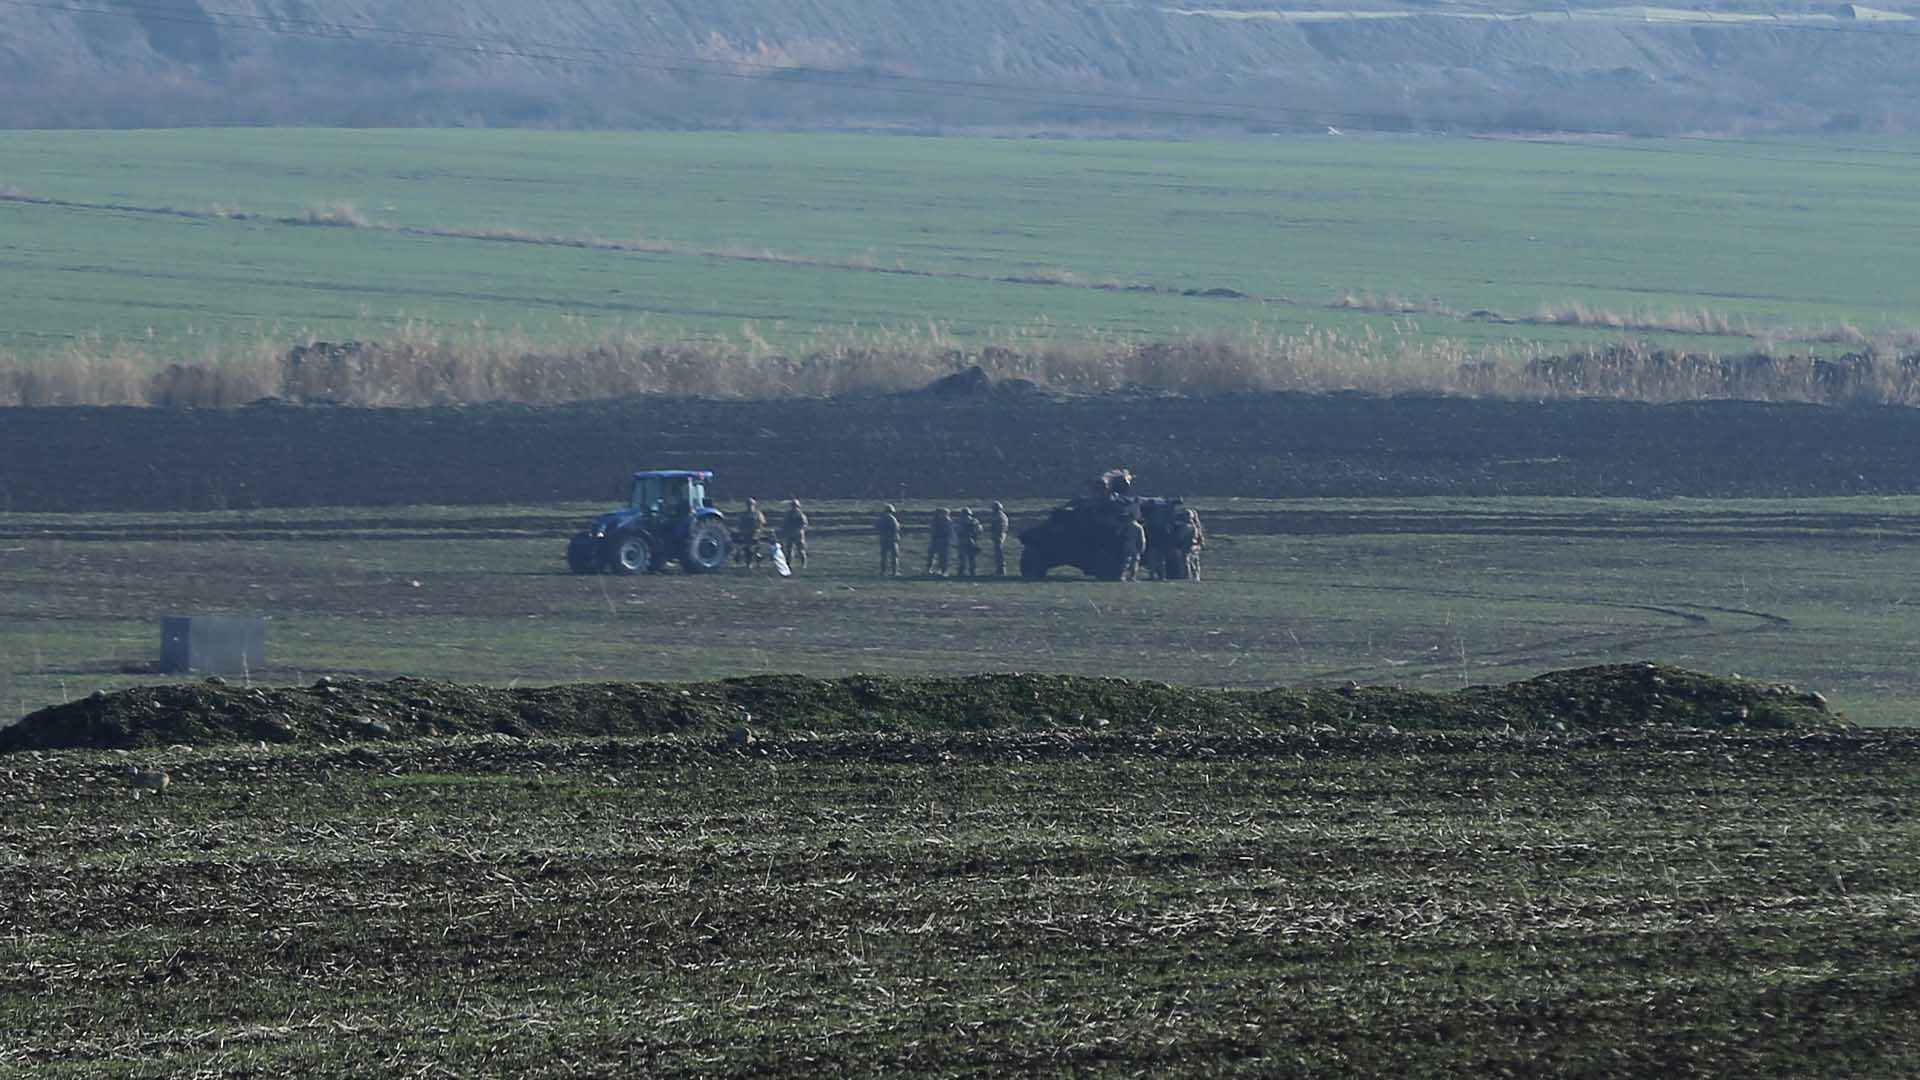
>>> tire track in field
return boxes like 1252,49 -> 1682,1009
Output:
0,189 -> 1229,297
0,189 -> 1781,339
1201,508 -> 1920,543
1300,584 -> 1791,684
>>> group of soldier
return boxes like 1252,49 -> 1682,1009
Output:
874,502 -> 1012,577
727,496 -> 1203,580
732,497 -> 810,570
1129,501 -> 1205,581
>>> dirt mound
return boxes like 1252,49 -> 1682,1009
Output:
0,663 -> 1845,754
1465,662 -> 1835,731
912,364 -> 1046,399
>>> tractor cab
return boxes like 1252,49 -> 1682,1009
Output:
630,471 -> 709,521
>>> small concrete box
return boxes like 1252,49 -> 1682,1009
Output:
160,616 -> 266,675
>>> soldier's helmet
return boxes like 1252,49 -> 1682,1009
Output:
884,504 -> 896,514
935,507 -> 950,517
789,499 -> 801,508
963,508 -> 976,518
746,497 -> 757,507
992,501 -> 1004,511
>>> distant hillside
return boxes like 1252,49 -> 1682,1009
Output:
3,0 -> 1919,132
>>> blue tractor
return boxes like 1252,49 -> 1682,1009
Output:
566,469 -> 732,575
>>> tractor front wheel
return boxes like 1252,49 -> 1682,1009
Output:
566,532 -> 601,575
683,519 -> 730,573
608,533 -> 653,575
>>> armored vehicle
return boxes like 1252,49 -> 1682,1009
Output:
1018,469 -> 1192,580
566,469 -> 732,575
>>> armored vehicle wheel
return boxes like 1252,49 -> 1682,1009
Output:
608,533 -> 653,575
1019,545 -> 1049,579
683,518 -> 730,573
566,532 -> 601,575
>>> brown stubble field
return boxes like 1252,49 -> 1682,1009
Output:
2,724 -> 1917,1078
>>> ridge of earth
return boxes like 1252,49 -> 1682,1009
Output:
1,663 -> 1842,752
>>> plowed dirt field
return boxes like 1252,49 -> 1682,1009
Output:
3,720 -> 1914,1077
8,392 -> 1920,512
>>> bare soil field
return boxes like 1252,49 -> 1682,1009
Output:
9,392 -> 1920,513
2,713 -> 1914,1077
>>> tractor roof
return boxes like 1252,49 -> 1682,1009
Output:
631,470 -> 715,480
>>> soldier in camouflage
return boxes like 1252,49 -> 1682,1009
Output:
734,497 -> 767,567
1184,507 -> 1206,581
989,501 -> 1010,576
957,508 -> 984,577
780,499 -> 809,570
925,507 -> 953,577
1121,513 -> 1146,581
1164,503 -> 1205,581
877,504 -> 902,576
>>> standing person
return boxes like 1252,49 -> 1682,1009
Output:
735,497 -> 767,567
878,504 -> 903,575
989,501 -> 1011,576
1140,501 -> 1164,580
876,504 -> 902,576
780,499 -> 809,570
925,507 -> 952,577
1121,514 -> 1147,581
957,508 -> 983,577
1153,499 -> 1183,580
1184,507 -> 1206,581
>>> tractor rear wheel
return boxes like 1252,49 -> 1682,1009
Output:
683,519 -> 730,573
608,533 -> 653,575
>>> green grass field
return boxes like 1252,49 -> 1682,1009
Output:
4,497 -> 1917,726
3,129 -> 1918,362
